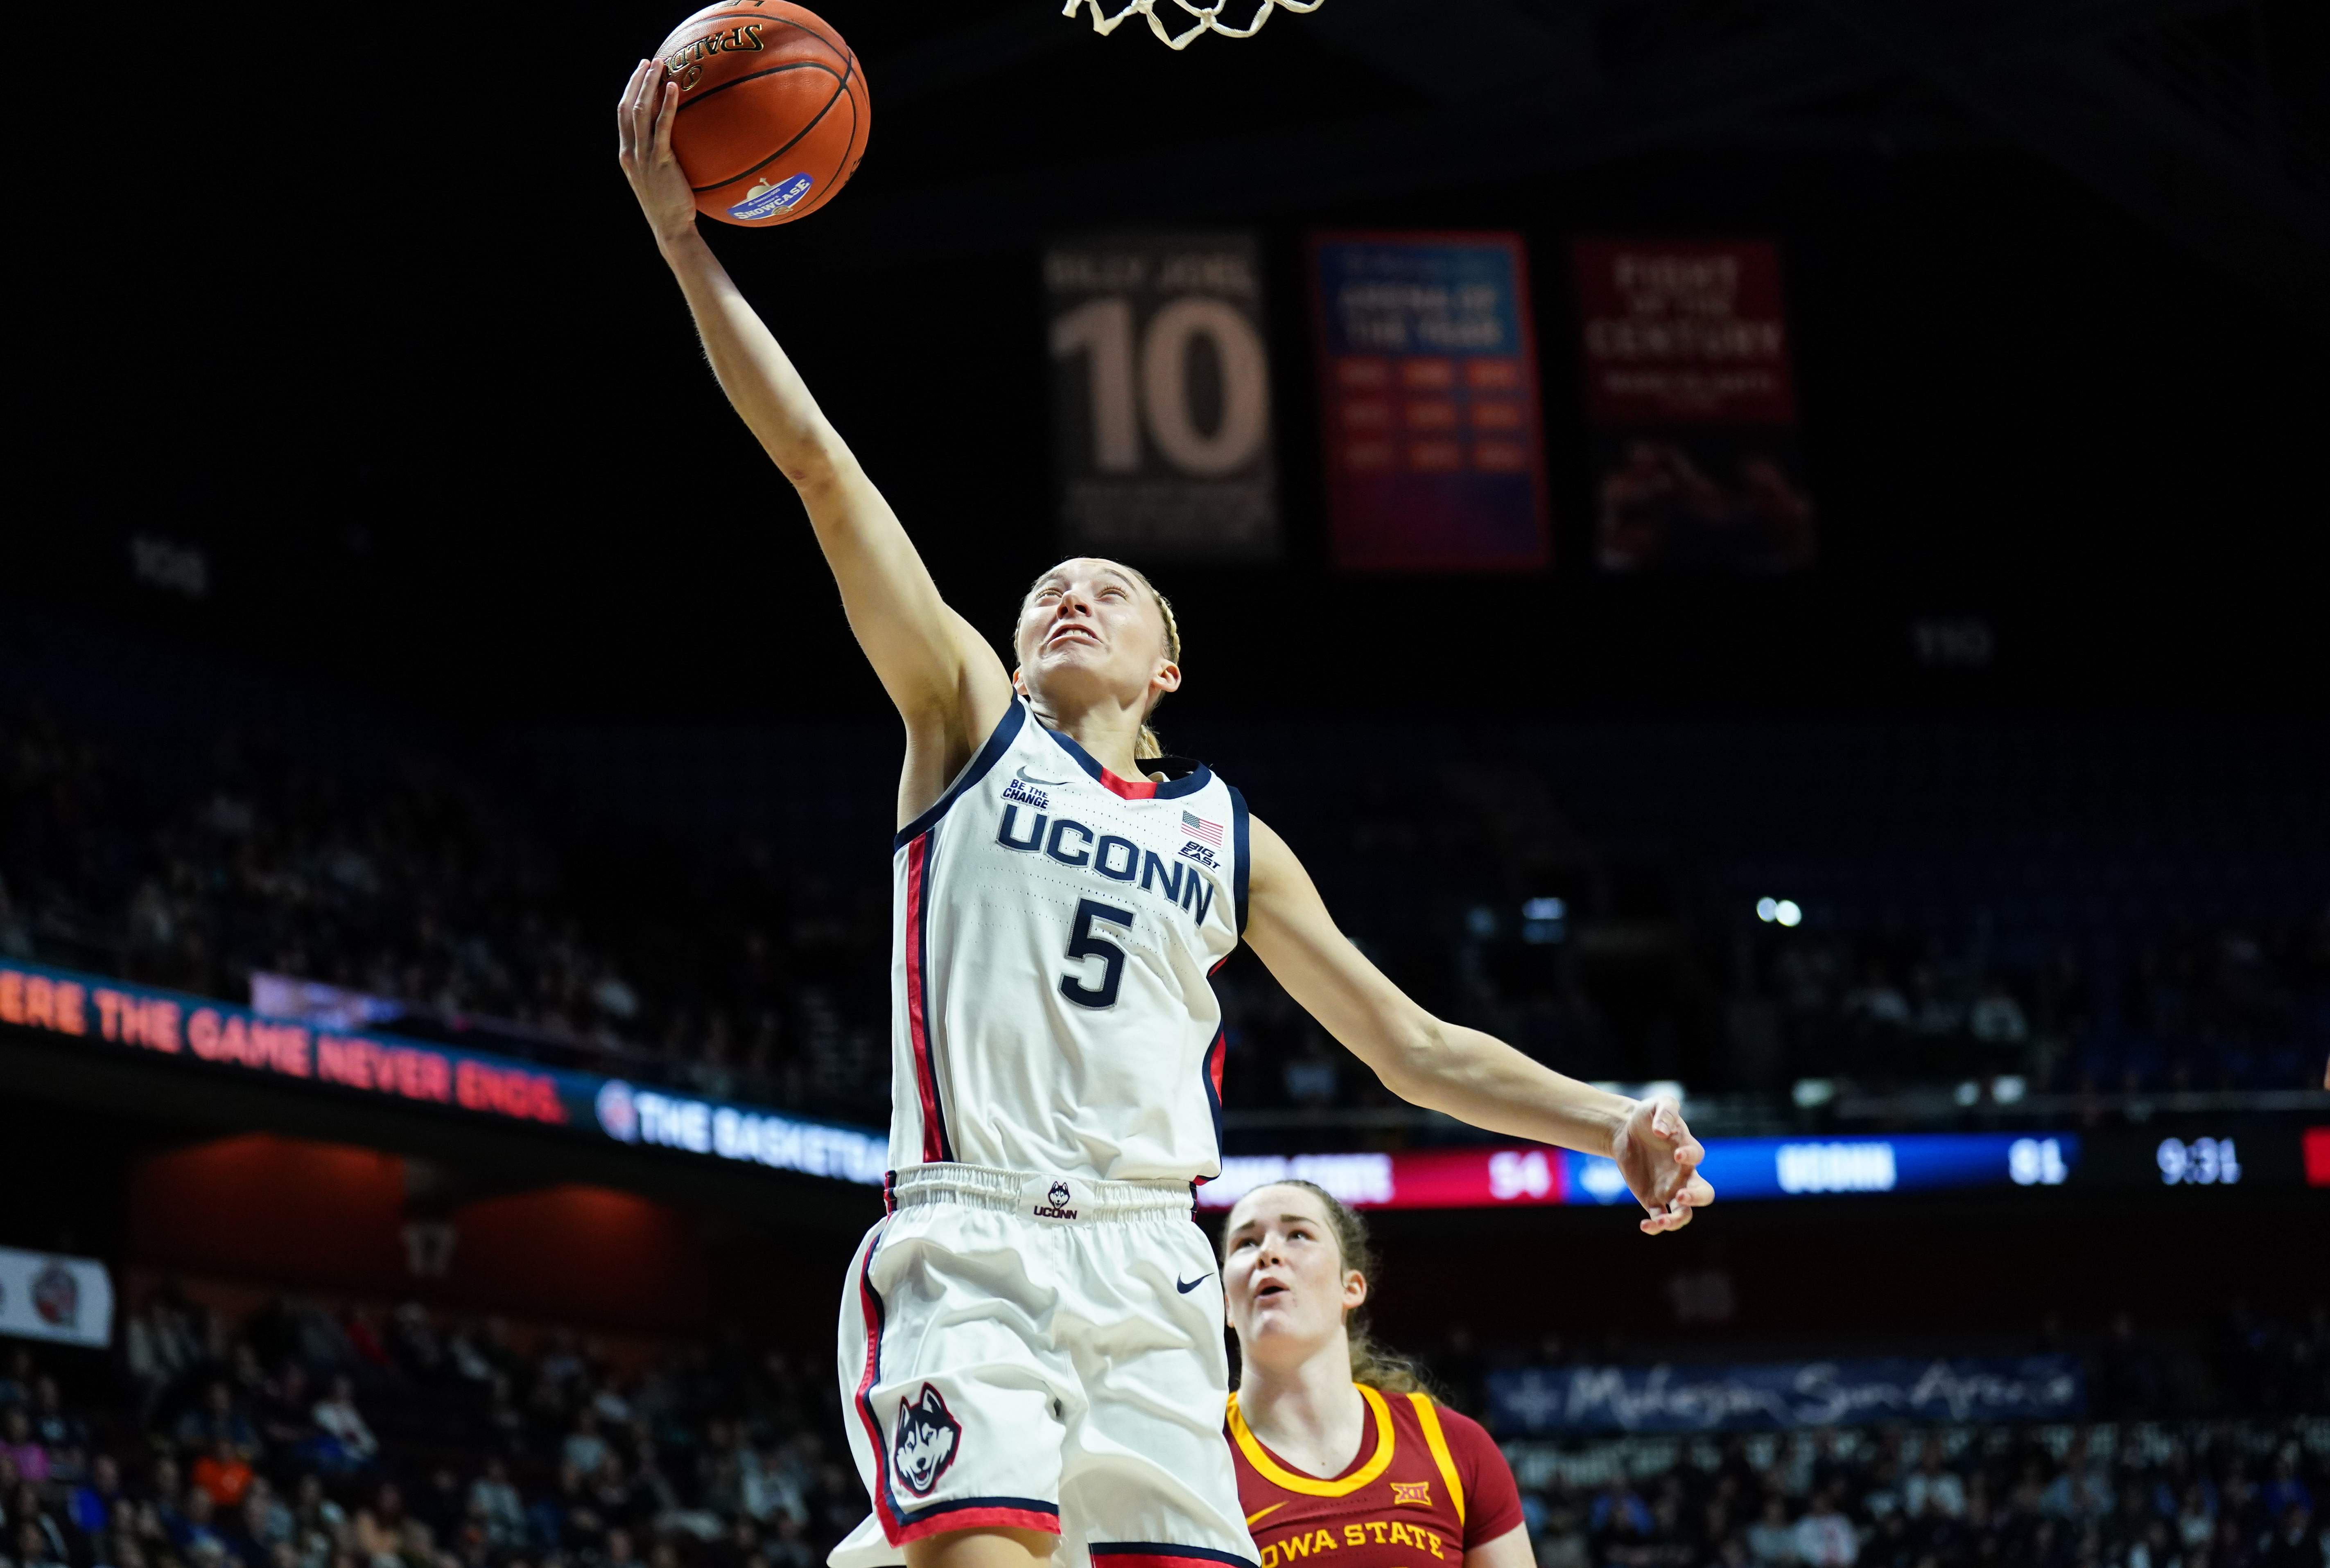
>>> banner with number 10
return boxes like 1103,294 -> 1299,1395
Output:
1045,233 -> 1280,561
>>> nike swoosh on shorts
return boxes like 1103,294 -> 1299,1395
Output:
1176,1274 -> 1210,1294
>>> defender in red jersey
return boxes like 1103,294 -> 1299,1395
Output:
1220,1182 -> 1530,1568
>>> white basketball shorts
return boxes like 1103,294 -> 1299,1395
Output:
828,1164 -> 1256,1568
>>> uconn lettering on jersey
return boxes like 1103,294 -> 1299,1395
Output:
994,804 -> 1219,927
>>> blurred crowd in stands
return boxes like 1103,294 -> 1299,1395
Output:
0,1293 -> 2323,1568
4,700 -> 2323,1129
0,705 -> 890,1120
0,1293 -> 861,1568
1730,920 -> 2329,1096
1516,1415 -> 2325,1568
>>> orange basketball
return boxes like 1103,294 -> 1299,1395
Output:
652,2 -> 869,227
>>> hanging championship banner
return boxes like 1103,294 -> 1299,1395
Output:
1045,233 -> 1279,560
1309,232 -> 1550,572
1572,238 -> 1814,573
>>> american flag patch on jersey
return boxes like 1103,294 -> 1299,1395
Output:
1181,810 -> 1224,847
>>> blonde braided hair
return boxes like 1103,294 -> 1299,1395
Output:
1137,573 -> 1183,761
1017,561 -> 1182,763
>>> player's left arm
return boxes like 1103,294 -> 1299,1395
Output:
1242,815 -> 1713,1234
1450,1403 -> 1533,1568
1464,1528 -> 1535,1568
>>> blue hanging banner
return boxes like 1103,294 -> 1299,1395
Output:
1310,232 -> 1550,571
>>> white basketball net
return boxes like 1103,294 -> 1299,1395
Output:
1062,0 -> 1323,50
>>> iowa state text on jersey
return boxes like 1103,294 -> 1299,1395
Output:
1229,1386 -> 1492,1568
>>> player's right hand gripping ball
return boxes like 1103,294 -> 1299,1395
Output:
651,2 -> 870,227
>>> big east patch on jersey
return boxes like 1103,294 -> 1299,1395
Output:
892,1384 -> 961,1496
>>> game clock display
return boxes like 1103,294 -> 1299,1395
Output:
2082,1127 -> 2312,1193
2154,1135 -> 2243,1186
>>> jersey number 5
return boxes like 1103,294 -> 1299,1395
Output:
1060,899 -> 1135,1009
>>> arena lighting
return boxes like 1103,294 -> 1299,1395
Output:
1755,898 -> 1803,926
1792,1077 -> 1837,1108
1521,896 -> 1567,945
1992,1075 -> 2028,1104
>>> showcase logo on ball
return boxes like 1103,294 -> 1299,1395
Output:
729,173 -> 813,221
596,1079 -> 640,1142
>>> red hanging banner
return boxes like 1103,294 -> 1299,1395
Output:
1572,237 -> 1813,573
1573,238 -> 1797,425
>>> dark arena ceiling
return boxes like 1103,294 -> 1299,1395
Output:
851,0 -> 2328,304
15,0 -> 2327,722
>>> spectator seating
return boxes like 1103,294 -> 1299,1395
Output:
0,1293 -> 2322,1568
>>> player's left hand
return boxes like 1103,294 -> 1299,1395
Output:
617,58 -> 700,248
1610,1095 -> 1714,1235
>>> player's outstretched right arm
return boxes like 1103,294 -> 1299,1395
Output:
615,61 -> 1013,815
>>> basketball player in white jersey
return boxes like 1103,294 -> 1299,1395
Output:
617,59 -> 1712,1568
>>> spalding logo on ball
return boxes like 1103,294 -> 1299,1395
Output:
653,1 -> 870,227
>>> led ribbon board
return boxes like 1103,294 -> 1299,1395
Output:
0,959 -> 885,1187
1197,1133 -> 2084,1212
1489,1354 -> 2085,1434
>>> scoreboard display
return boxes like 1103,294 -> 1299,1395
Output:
1199,1124 -> 2327,1214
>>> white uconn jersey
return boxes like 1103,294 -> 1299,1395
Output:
887,697 -> 1247,1184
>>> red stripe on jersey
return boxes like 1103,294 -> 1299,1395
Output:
1096,767 -> 1159,800
903,835 -> 947,1162
850,1243 -> 902,1540
897,1508 -> 1062,1544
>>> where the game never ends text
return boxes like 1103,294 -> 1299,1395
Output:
0,961 -> 563,1122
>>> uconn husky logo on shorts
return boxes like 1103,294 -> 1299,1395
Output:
891,1384 -> 961,1496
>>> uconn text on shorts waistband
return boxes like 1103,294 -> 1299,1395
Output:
885,1164 -> 1195,1223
